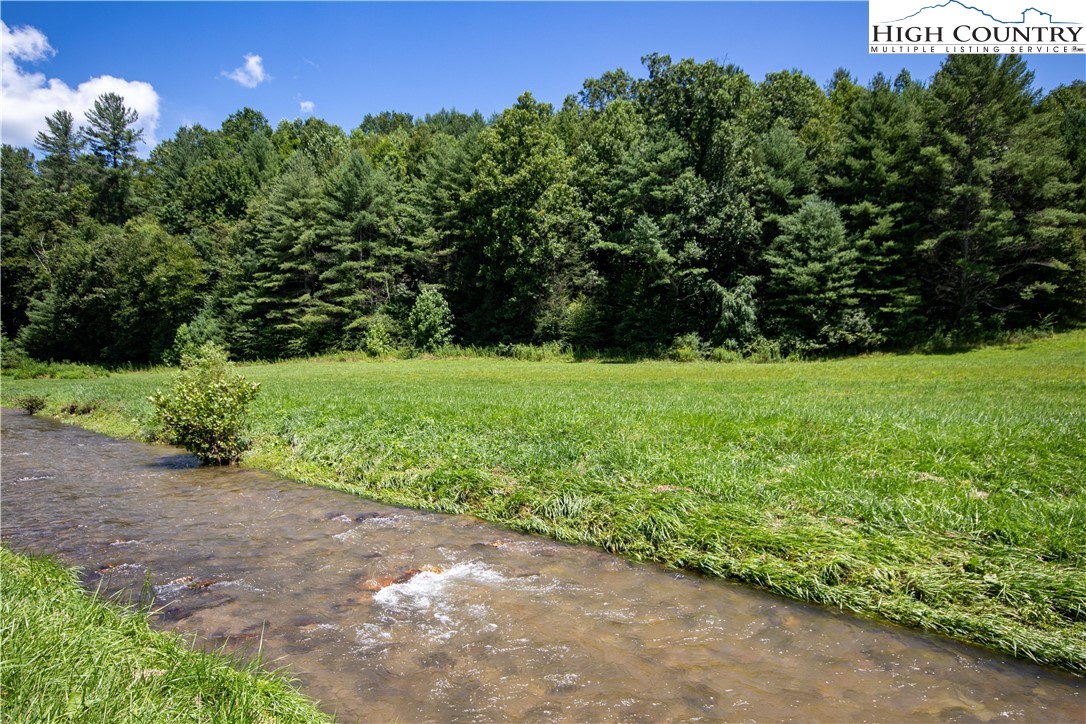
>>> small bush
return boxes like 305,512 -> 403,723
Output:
667,333 -> 709,362
149,343 -> 260,465
363,318 -> 395,357
744,337 -> 785,363
162,308 -> 228,366
494,342 -> 572,362
15,395 -> 47,415
3,357 -> 107,380
161,323 -> 197,366
1,333 -> 30,371
709,347 -> 743,363
409,288 -> 454,352
822,309 -> 883,353
61,400 -> 99,416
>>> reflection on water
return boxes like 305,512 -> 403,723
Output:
1,410 -> 1081,721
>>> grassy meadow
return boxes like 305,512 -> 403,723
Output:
0,547 -> 330,722
3,332 -> 1085,672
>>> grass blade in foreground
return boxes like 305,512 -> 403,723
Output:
0,546 -> 331,723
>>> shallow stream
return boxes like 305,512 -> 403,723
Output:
1,410 -> 1081,721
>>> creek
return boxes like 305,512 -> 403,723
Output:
1,409 -> 1081,721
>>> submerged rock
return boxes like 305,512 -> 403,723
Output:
188,577 -> 226,590
358,565 -> 444,592
158,605 -> 193,622
165,575 -> 195,585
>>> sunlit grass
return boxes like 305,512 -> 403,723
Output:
0,546 -> 331,722
4,331 -> 1085,672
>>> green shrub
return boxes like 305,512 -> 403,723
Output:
667,333 -> 709,362
708,346 -> 743,363
61,399 -> 99,415
161,323 -> 196,366
149,343 -> 260,465
163,309 -> 228,366
494,342 -> 572,362
744,336 -> 785,363
15,395 -> 47,414
714,276 -> 759,348
409,287 -> 454,352
1,333 -> 30,372
363,317 -> 395,357
2,342 -> 107,379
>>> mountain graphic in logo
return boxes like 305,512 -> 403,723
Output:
885,1 -> 1075,24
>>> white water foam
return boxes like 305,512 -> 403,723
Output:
372,561 -> 506,610
355,561 -> 513,645
153,580 -> 191,596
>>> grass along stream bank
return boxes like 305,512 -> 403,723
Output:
0,547 -> 330,722
3,332 -> 1085,673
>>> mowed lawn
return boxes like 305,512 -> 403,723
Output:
4,332 -> 1085,671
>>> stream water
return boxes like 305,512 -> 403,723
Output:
1,409 -> 1081,721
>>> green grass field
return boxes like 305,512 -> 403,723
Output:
0,547 -> 330,722
4,332 -> 1085,672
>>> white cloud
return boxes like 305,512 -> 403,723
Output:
3,21 -> 53,64
224,53 -> 268,88
1,21 -> 160,149
299,100 -> 315,114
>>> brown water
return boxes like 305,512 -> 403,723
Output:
1,410 -> 1082,722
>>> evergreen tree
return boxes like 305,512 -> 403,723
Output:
35,110 -> 84,193
315,150 -> 412,345
231,155 -> 325,358
920,55 -> 1035,333
763,198 -> 867,352
825,73 -> 927,344
83,92 -> 143,169
990,96 -> 1086,325
82,92 -> 144,224
1,145 -> 48,336
415,128 -> 485,299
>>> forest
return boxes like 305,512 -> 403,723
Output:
2,53 -> 1084,364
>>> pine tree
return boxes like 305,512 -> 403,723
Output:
82,93 -> 143,170
920,55 -> 1035,334
825,73 -> 926,344
82,93 -> 144,224
315,150 -> 410,345
35,110 -> 84,193
763,198 -> 865,352
234,156 -> 325,357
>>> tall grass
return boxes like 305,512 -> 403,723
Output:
4,331 -> 1085,672
0,547 -> 331,722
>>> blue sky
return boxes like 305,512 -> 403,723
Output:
2,1 -> 1083,152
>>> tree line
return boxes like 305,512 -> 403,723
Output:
3,53 -> 1084,364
